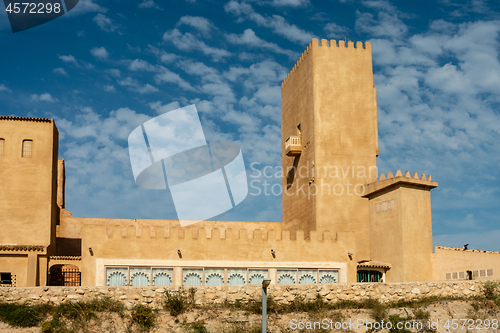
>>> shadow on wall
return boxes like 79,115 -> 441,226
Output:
55,238 -> 81,256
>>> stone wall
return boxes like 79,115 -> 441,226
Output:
0,280 -> 494,310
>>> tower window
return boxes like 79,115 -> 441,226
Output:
22,140 -> 32,158
297,124 -> 301,138
0,138 -> 4,157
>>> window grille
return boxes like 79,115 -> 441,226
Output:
227,269 -> 246,286
183,269 -> 203,286
22,140 -> 32,157
277,270 -> 297,285
248,269 -> 268,285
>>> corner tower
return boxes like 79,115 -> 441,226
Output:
281,39 -> 378,261
0,116 -> 60,286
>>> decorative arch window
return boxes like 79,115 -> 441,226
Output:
277,269 -> 297,285
183,269 -> 203,286
0,138 -> 4,157
22,139 -> 32,158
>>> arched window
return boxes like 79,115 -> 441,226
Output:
0,138 -> 4,157
22,139 -> 32,158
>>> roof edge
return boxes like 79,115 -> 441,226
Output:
0,115 -> 52,123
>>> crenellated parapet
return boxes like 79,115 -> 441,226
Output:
362,169 -> 438,198
281,38 -> 372,88
100,225 -> 350,244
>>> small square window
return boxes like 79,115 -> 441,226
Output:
22,140 -> 32,158
0,272 -> 12,284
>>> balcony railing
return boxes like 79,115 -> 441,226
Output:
285,136 -> 302,156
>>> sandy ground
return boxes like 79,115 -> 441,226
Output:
0,299 -> 499,332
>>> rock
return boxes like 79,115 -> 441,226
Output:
67,295 -> 82,301
142,290 -> 155,298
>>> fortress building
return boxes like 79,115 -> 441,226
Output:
1,39 -> 500,288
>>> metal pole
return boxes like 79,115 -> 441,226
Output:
262,285 -> 267,333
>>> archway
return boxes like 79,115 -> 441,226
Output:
48,264 -> 81,286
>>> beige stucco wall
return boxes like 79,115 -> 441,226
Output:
0,255 -> 28,287
432,246 -> 500,281
312,40 -> 378,263
281,39 -> 378,262
365,177 -> 435,282
79,224 -> 356,286
281,38 -> 316,235
0,119 -> 58,246
0,118 -> 59,286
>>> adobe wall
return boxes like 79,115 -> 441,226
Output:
364,171 -> 437,283
0,117 -> 59,287
281,37 -> 316,235
281,39 -> 378,262
0,280 -> 494,308
79,224 -> 357,286
432,246 -> 500,281
311,39 -> 378,263
57,209 -> 285,239
0,118 -> 58,247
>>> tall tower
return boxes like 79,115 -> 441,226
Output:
281,39 -> 378,261
0,116 -> 60,286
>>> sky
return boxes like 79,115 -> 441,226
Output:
1,0 -> 499,251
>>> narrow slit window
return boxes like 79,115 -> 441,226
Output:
297,124 -> 301,138
22,140 -> 32,158
0,139 -> 4,157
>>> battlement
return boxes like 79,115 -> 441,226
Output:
281,38 -> 372,88
435,246 -> 500,255
0,115 -> 53,123
362,169 -> 438,198
101,225 -> 349,243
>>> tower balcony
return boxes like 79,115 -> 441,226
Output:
285,136 -> 302,156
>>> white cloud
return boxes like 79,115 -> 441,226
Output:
162,29 -> 231,61
355,10 -> 407,38
107,69 -> 121,78
425,63 -> 474,94
65,0 -> 107,16
90,46 -> 109,60
224,1 -> 315,44
324,22 -> 350,39
0,84 -> 12,92
138,0 -> 162,9
52,107 -> 180,219
93,13 -> 119,33
266,0 -> 309,6
128,59 -> 156,71
226,29 -> 299,59
148,101 -> 181,115
160,53 -> 179,63
53,68 -> 69,76
177,16 -> 214,37
31,93 -> 57,102
103,85 -> 116,92
177,60 -> 221,83
117,77 -> 159,94
154,66 -> 197,91
59,55 -> 78,64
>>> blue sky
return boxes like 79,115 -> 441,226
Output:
1,0 -> 499,251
